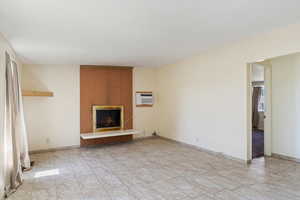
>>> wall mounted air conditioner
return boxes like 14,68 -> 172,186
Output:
135,91 -> 153,107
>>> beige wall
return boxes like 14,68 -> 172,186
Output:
21,65 -> 158,151
270,53 -> 300,159
133,67 -> 157,137
0,33 -> 21,199
156,23 -> 300,161
22,65 -> 81,151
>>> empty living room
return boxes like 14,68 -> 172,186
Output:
2,0 -> 300,199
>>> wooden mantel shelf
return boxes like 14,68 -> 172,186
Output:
22,90 -> 54,97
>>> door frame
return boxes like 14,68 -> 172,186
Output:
247,62 -> 272,161
263,61 -> 272,156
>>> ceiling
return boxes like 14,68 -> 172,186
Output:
1,0 -> 300,67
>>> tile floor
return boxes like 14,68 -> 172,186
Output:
7,137 -> 300,200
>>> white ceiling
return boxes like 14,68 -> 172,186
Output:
1,0 -> 300,67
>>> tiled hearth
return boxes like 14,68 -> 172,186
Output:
7,137 -> 300,200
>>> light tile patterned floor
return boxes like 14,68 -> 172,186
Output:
7,137 -> 300,200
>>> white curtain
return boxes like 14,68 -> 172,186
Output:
4,53 -> 30,196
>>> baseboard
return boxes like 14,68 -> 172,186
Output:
29,136 -> 155,154
133,134 -> 154,140
157,135 -> 248,164
272,153 -> 300,163
246,159 -> 252,164
29,145 -> 80,154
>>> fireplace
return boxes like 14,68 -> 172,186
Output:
93,105 -> 124,132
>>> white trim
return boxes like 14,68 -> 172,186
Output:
29,145 -> 80,154
158,136 -> 249,164
263,62 -> 272,156
246,63 -> 253,161
272,153 -> 300,163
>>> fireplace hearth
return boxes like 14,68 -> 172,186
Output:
93,105 -> 124,132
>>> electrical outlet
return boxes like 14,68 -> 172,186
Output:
46,138 -> 50,144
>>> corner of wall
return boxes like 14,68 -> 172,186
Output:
132,67 -> 159,138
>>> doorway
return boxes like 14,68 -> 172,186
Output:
251,64 -> 265,158
247,61 -> 272,161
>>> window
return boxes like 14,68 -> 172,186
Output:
258,86 -> 265,112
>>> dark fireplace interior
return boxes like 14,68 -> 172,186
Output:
96,109 -> 121,129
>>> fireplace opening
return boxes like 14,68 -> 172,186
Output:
93,105 -> 123,132
97,109 -> 121,128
